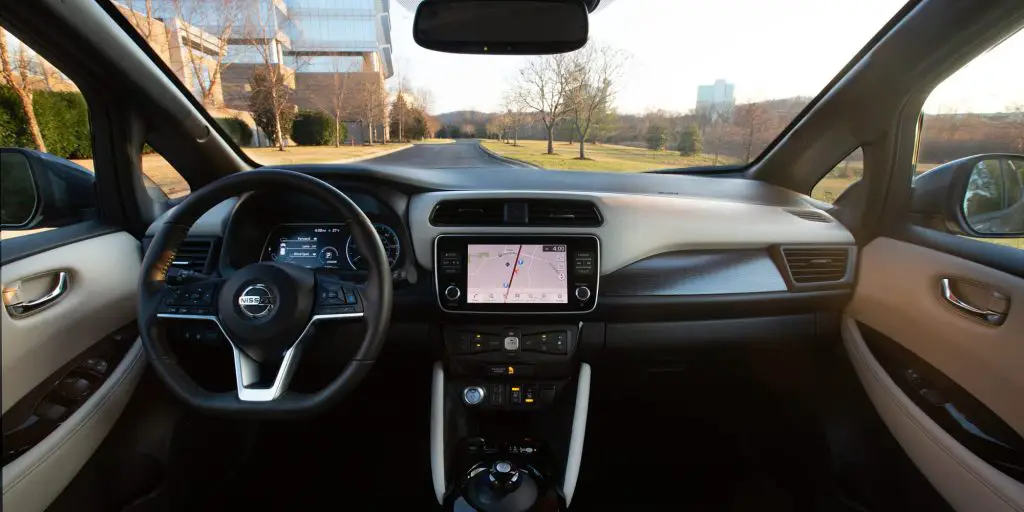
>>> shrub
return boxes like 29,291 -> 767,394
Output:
291,110 -> 336,146
215,117 -> 253,146
0,85 -> 92,158
677,125 -> 702,156
645,125 -> 667,150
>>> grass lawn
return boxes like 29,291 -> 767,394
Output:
482,140 -> 738,172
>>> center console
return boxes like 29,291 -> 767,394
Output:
431,235 -> 599,512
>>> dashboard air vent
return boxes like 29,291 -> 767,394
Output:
430,200 -> 505,226
781,247 -> 850,284
173,240 -> 212,273
429,198 -> 602,227
784,208 -> 832,223
527,199 -> 602,227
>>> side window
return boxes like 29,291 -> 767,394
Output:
1,29 -> 97,240
812,147 -> 863,204
0,28 -> 189,241
916,28 -> 1023,250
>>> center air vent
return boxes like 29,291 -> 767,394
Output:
430,198 -> 602,227
173,240 -> 213,273
781,246 -> 851,284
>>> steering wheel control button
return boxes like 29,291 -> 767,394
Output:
444,285 -> 461,301
463,386 -> 486,406
575,285 -> 592,302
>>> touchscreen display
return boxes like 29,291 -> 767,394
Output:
467,244 -> 567,304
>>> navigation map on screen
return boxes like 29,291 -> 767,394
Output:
467,244 -> 568,304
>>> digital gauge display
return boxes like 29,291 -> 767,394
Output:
262,224 -> 400,270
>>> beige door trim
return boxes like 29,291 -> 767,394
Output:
842,316 -> 1024,512
846,237 -> 1024,437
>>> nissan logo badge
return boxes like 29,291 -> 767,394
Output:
238,284 -> 274,318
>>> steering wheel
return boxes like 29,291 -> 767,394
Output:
138,169 -> 392,418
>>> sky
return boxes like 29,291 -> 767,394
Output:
389,0 -> 1023,115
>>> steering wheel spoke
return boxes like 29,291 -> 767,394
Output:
313,274 -> 365,319
155,278 -> 224,320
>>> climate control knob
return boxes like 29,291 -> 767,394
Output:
575,285 -> 592,301
444,285 -> 461,301
463,386 -> 485,406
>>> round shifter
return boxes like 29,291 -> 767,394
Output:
445,285 -> 461,301
488,460 -> 522,494
575,285 -> 591,301
461,460 -> 539,512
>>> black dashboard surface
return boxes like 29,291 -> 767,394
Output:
270,164 -> 816,209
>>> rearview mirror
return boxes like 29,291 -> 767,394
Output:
911,153 -> 1024,238
413,0 -> 589,55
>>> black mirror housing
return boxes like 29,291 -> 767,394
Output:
413,0 -> 589,55
0,147 -> 97,231
911,153 -> 1024,238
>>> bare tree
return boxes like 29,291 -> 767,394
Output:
311,58 -> 352,147
412,86 -> 434,116
502,93 -> 527,147
564,44 -> 623,160
172,0 -> 240,106
516,54 -> 571,154
123,0 -> 156,41
735,102 -> 770,162
0,30 -> 46,152
238,1 -> 293,150
1008,103 -> 1024,152
352,78 -> 385,144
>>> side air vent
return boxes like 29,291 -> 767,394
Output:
173,240 -> 213,273
784,208 -> 832,223
781,246 -> 851,284
430,198 -> 602,227
527,199 -> 602,226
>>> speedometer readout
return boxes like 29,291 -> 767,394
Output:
346,224 -> 401,270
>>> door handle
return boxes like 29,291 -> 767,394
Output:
940,278 -> 1008,326
3,271 -> 70,319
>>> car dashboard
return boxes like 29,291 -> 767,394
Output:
143,163 -> 857,507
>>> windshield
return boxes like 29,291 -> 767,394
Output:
112,0 -> 903,172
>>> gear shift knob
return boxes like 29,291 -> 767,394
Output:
488,460 -> 521,494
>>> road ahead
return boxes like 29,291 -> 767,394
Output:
362,140 -> 528,168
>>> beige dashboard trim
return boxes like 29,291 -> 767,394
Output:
407,190 -> 854,274
842,316 -> 1024,512
2,340 -> 146,512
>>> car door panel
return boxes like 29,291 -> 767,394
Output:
2,232 -> 141,410
1,231 -> 144,512
843,236 -> 1024,511
2,342 -> 145,512
846,237 -> 1024,436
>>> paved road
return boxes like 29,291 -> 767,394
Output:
362,139 -> 528,168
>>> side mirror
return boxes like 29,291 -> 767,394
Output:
911,154 -> 1024,238
0,148 -> 98,231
